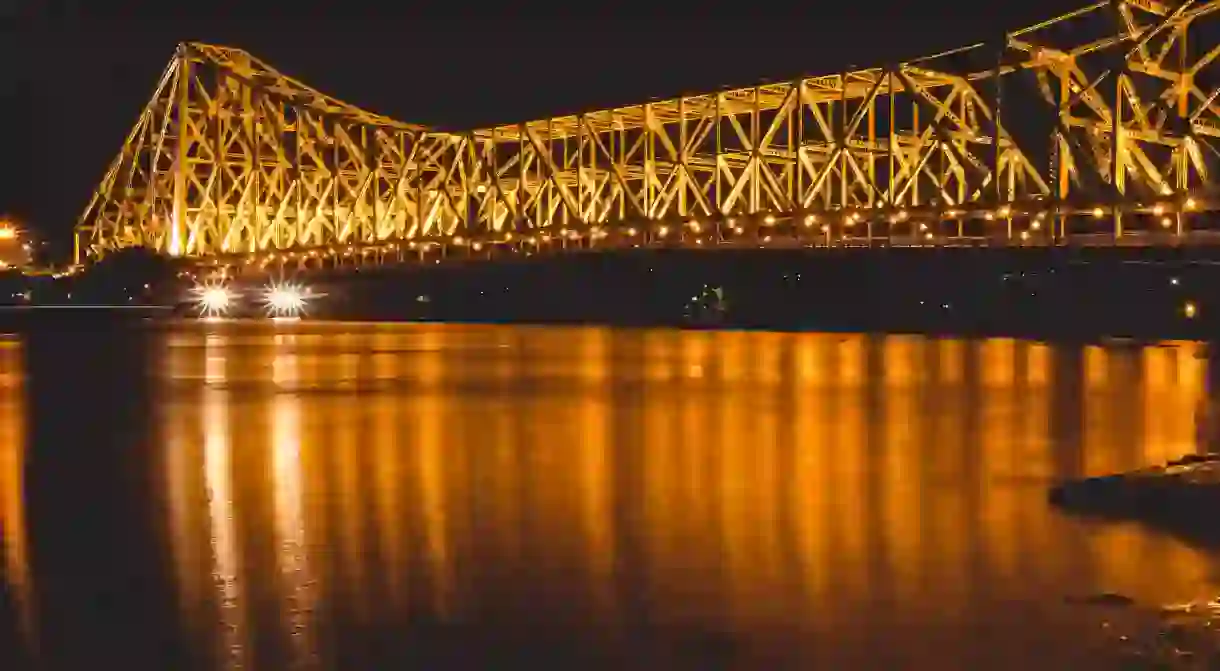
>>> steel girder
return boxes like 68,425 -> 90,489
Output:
75,1 -> 1220,266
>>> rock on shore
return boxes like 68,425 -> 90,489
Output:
1049,453 -> 1220,539
1051,455 -> 1220,666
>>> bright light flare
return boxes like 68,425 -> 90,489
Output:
261,282 -> 315,318
191,282 -> 234,317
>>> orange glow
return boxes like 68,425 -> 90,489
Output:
0,228 -> 16,240
0,340 -> 33,652
149,324 -> 1216,668
269,333 -> 317,666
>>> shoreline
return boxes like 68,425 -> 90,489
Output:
1050,454 -> 1220,549
1050,461 -> 1220,665
0,307 -> 1214,348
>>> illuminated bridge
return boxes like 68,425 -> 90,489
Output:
75,1 -> 1220,272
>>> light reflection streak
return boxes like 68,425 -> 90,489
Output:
203,334 -> 248,670
1144,346 -> 1173,464
939,338 -> 965,384
165,348 -> 205,627
885,335 -> 915,386
0,340 -> 34,654
370,330 -> 407,610
1084,345 -> 1109,390
688,335 -> 727,616
679,333 -> 712,531
717,330 -> 744,383
642,336 -> 680,614
414,327 -> 453,617
755,332 -> 783,385
576,329 -> 615,616
270,334 -> 317,668
331,336 -> 369,622
833,337 -> 867,598
1015,344 -> 1054,578
1027,343 -> 1050,386
486,364 -> 522,572
750,358 -> 784,622
882,337 -> 920,605
790,335 -> 829,616
981,341 -> 1018,587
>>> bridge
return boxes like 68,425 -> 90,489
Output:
75,1 -> 1220,272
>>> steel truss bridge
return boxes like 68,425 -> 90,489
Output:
76,1 -> 1220,271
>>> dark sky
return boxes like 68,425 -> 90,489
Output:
2,0 -> 1073,249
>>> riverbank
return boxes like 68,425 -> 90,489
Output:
1050,457 -> 1220,666
23,245 -> 1220,341
1049,453 -> 1220,547
289,246 -> 1220,341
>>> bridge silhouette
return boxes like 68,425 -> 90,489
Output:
74,1 -> 1220,271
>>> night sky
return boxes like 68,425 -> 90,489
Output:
3,0 -> 1072,252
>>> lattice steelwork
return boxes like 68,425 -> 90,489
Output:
75,1 -> 1220,268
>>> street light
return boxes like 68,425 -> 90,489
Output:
190,282 -> 234,317
261,282 -> 315,319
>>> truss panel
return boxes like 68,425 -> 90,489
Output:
76,1 -> 1220,266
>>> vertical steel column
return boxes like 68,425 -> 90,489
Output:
887,69 -> 896,244
715,94 -> 722,215
994,35 -> 1007,240
171,46 -> 191,257
796,79 -> 805,219
1111,75 -> 1124,239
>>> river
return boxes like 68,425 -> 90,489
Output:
0,322 -> 1216,669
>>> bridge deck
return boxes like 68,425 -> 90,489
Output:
183,229 -> 1220,273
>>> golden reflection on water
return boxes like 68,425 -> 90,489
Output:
204,334 -> 248,670
153,324 -> 1219,668
412,326 -> 454,618
368,329 -> 407,612
0,339 -> 32,650
269,333 -> 316,668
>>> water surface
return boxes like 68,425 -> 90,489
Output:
1,322 -> 1217,669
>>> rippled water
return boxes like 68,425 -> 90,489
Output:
1,322 -> 1218,669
